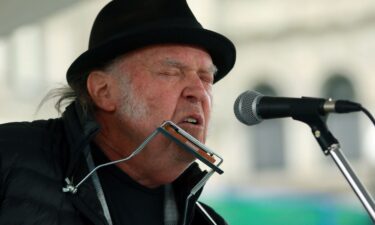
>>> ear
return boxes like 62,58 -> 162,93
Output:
87,71 -> 116,112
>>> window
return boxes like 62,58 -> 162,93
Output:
0,38 -> 7,86
322,74 -> 360,160
9,24 -> 44,99
251,84 -> 286,171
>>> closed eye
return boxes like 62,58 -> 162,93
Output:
199,72 -> 214,84
158,69 -> 181,77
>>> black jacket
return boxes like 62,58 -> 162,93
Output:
0,102 -> 227,225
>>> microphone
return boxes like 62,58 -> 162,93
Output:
234,90 -> 362,125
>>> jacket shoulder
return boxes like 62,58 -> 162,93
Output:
0,119 -> 62,139
0,118 -> 65,161
0,119 -> 79,224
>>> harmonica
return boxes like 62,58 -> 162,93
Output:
158,121 -> 223,174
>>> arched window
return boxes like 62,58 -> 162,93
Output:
322,74 -> 360,160
251,84 -> 285,171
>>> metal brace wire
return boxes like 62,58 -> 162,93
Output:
62,121 -> 224,194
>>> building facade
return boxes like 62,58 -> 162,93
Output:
0,0 -> 374,223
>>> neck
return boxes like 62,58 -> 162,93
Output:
94,132 -> 191,188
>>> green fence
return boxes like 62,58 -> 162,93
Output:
204,195 -> 372,225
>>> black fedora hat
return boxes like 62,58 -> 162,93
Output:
66,0 -> 236,85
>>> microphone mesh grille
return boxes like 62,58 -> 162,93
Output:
233,91 -> 263,125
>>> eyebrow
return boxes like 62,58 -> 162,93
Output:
162,58 -> 218,75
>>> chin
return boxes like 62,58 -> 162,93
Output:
169,144 -> 196,165
189,132 -> 206,144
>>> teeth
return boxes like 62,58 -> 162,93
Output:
184,118 -> 197,124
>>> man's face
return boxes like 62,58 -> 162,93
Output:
110,44 -> 215,159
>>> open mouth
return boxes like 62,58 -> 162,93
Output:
183,117 -> 198,125
180,114 -> 203,127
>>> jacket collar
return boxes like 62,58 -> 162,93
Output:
62,101 -> 100,179
62,102 -> 108,225
173,163 -> 207,225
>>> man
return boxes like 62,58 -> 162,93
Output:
0,0 -> 235,225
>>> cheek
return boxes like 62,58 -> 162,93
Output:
133,74 -> 186,121
207,92 -> 213,108
143,87 -> 181,118
204,90 -> 213,114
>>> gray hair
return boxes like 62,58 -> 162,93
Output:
39,78 -> 92,115
40,55 -> 128,115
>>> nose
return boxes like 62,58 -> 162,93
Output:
182,74 -> 211,105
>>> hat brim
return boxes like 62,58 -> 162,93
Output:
67,27 -> 236,84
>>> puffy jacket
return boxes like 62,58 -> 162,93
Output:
0,102 -> 227,225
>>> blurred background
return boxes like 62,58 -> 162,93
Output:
0,0 -> 374,224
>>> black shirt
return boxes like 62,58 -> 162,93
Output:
91,144 -> 165,225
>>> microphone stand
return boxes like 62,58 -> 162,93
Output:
292,110 -> 375,222
328,143 -> 375,221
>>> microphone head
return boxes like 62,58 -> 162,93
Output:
234,90 -> 263,125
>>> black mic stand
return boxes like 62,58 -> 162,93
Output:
292,108 -> 375,222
